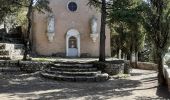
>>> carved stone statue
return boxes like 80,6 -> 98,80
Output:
47,13 -> 55,42
91,16 -> 98,34
90,16 -> 98,42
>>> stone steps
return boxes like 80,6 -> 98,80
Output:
0,43 -> 14,50
41,62 -> 109,82
12,49 -> 24,55
0,67 -> 20,72
0,56 -> 11,60
0,44 -> 6,49
0,50 -> 10,55
0,43 -> 24,60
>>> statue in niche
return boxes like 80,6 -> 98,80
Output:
91,16 -> 98,34
90,16 -> 98,42
47,13 -> 55,42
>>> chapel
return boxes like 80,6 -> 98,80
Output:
31,0 -> 111,57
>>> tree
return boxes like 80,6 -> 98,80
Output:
0,0 -> 51,60
9,0 -> 51,60
143,0 -> 170,85
108,0 -> 146,67
99,0 -> 107,62
0,0 -> 23,32
89,0 -> 109,62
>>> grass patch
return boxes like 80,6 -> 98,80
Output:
32,57 -> 56,62
111,74 -> 130,79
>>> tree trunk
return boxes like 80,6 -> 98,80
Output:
135,52 -> 138,68
121,51 -> 124,59
130,52 -> 133,67
99,0 -> 106,62
3,20 -> 7,42
116,48 -> 119,58
23,0 -> 33,61
129,42 -> 133,67
156,50 -> 166,86
118,49 -> 122,59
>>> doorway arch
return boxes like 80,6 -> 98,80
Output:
66,29 -> 80,57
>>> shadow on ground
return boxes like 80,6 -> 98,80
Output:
0,72 -> 141,100
0,69 -> 169,100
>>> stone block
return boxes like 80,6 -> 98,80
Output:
0,50 -> 10,55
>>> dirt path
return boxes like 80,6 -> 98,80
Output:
0,69 -> 169,100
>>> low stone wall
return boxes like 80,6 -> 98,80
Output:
0,60 -> 50,73
163,65 -> 170,92
104,60 -> 125,75
131,62 -> 158,71
0,60 -> 130,75
0,60 -> 20,67
19,61 -> 49,73
94,60 -> 129,75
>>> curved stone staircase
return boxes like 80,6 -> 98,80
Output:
41,62 -> 109,82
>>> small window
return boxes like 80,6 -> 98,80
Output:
68,2 -> 77,12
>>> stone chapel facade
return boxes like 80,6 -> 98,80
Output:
31,0 -> 111,57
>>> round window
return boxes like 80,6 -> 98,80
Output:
68,2 -> 77,12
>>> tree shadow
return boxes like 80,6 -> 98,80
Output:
135,86 -> 170,100
141,76 -> 158,83
0,70 -> 169,100
131,69 -> 157,76
135,79 -> 170,99
156,85 -> 170,98
0,72 -> 142,100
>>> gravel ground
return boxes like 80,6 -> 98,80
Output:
0,69 -> 169,100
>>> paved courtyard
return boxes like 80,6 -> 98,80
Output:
0,69 -> 169,100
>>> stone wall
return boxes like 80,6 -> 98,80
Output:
19,61 -> 49,73
93,60 -> 129,75
0,60 -> 129,75
131,61 -> 158,71
0,60 -> 50,73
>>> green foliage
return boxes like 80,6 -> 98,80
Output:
34,0 -> 51,13
0,0 -> 22,23
109,0 -> 147,60
143,0 -> 170,85
143,0 -> 170,56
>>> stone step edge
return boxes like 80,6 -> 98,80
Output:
0,67 -> 21,72
52,65 -> 95,69
54,64 -> 93,67
50,67 -> 98,72
41,72 -> 109,82
54,62 -> 94,64
44,70 -> 101,76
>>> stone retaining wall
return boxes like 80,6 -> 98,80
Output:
0,60 -> 50,73
93,60 -> 129,75
0,60 -> 129,75
131,61 -> 158,71
19,61 -> 49,73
